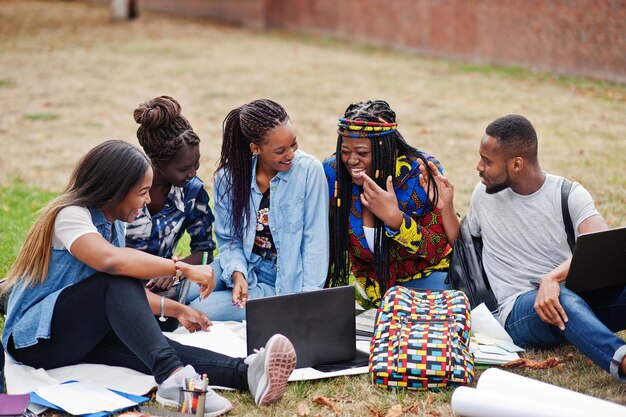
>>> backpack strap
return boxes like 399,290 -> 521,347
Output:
560,178 -> 575,252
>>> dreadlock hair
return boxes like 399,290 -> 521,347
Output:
134,95 -> 200,163
216,99 -> 289,241
327,100 -> 440,297
2,140 -> 150,292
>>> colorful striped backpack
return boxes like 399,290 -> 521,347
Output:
370,286 -> 474,390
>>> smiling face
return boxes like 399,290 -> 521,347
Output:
251,120 -> 298,174
476,134 -> 513,194
103,166 -> 153,222
340,137 -> 372,186
156,143 -> 200,188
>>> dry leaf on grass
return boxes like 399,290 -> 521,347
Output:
385,404 -> 403,417
312,396 -> 340,415
366,405 -> 384,417
502,356 -> 562,369
297,401 -> 311,416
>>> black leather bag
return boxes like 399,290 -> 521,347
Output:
448,217 -> 499,314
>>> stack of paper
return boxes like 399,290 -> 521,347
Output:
469,303 -> 523,365
451,368 -> 626,417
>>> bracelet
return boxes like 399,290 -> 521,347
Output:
159,295 -> 167,322
172,256 -> 182,284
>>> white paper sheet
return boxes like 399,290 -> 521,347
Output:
451,386 -> 590,417
477,368 -> 626,417
470,303 -> 514,343
34,381 -> 137,415
167,323 -> 247,358
451,369 -> 626,417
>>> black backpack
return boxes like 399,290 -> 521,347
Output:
448,179 -> 576,313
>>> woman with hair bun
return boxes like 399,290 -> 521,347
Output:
324,100 -> 452,307
127,96 -> 216,330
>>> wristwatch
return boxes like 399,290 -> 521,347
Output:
159,295 -> 167,322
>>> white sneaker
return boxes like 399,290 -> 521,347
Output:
245,334 -> 297,406
156,365 -> 234,417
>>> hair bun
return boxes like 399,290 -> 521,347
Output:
133,96 -> 182,129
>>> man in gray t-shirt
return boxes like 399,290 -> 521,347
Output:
419,114 -> 626,383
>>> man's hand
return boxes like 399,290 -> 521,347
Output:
177,305 -> 212,333
534,275 -> 568,331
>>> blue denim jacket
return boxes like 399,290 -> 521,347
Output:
212,149 -> 329,294
3,207 -> 125,355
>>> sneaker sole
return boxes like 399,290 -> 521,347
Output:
257,334 -> 297,406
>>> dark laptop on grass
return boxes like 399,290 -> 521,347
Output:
564,226 -> 626,293
245,285 -> 365,369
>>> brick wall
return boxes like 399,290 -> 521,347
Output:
89,0 -> 626,83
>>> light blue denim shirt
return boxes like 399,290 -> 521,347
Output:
3,207 -> 125,356
212,149 -> 329,294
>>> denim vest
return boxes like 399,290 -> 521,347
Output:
212,149 -> 329,295
2,207 -> 125,355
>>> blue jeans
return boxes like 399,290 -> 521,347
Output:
188,257 -> 278,322
505,286 -> 626,381
7,274 -> 248,388
400,271 -> 450,291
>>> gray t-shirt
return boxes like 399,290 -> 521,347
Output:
466,173 -> 599,326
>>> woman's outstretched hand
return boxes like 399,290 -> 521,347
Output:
417,159 -> 454,210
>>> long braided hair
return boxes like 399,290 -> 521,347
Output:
216,99 -> 289,241
134,95 -> 200,162
327,100 -> 439,296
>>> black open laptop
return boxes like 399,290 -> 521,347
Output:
565,226 -> 626,293
245,285 -> 365,369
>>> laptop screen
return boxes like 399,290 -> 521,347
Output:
245,286 -> 357,368
565,226 -> 626,293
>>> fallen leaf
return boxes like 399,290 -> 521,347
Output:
501,356 -> 562,369
404,404 -> 419,414
297,401 -> 310,416
312,396 -> 340,415
365,405 -> 385,417
385,404 -> 403,417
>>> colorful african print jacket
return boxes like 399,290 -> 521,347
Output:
323,152 -> 452,305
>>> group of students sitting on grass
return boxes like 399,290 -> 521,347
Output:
1,96 -> 624,416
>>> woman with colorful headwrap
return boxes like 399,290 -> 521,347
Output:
323,100 -> 452,307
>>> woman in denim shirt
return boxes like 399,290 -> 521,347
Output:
1,140 -> 297,414
189,99 -> 329,321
